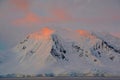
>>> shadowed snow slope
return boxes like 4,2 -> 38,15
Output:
0,27 -> 120,76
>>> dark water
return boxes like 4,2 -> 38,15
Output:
0,77 -> 120,80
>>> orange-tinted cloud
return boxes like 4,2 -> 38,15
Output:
12,13 -> 41,25
77,29 -> 96,39
29,27 -> 54,40
50,8 -> 72,21
51,10 -> 113,24
9,0 -> 30,12
12,8 -> 73,26
0,14 -> 2,18
12,12 -> 120,27
48,7 -> 120,24
12,12 -> 57,26
0,12 -> 4,18
116,33 -> 120,38
111,15 -> 120,21
111,33 -> 120,38
75,15 -> 120,24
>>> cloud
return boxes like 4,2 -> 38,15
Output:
11,12 -> 58,26
12,12 -> 57,26
111,15 -> 120,21
11,7 -> 73,26
0,14 -> 2,18
9,0 -> 30,12
12,13 -> 41,26
50,8 -> 72,21
12,13 -> 120,26
10,0 -> 120,27
111,32 -> 120,38
75,15 -> 120,24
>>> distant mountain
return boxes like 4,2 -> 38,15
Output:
0,27 -> 120,77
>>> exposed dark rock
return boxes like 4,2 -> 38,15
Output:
72,44 -> 83,52
51,48 -> 60,58
97,51 -> 101,57
103,41 -> 120,54
85,54 -> 88,57
94,59 -> 97,62
22,46 -> 26,50
109,56 -> 115,61
30,50 -> 35,54
50,34 -> 68,61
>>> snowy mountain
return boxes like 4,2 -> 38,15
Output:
0,27 -> 120,77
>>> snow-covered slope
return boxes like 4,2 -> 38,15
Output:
0,27 -> 120,77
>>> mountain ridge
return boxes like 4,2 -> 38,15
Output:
0,27 -> 120,77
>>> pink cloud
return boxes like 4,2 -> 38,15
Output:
12,13 -> 41,25
0,14 -> 2,18
111,15 -> 120,21
11,7 -> 73,26
11,3 -> 120,26
50,8 -> 71,21
9,0 -> 30,12
12,12 -> 56,26
75,15 -> 120,24
49,7 -> 120,24
48,8 -> 73,22
0,12 -> 4,18
111,33 -> 120,38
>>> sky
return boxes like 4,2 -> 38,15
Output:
0,0 -> 120,50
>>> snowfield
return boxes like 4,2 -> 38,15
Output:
0,27 -> 120,77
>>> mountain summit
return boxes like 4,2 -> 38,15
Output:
0,27 -> 120,77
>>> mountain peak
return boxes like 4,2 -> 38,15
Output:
29,27 -> 54,40
77,29 -> 89,36
76,29 -> 96,40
